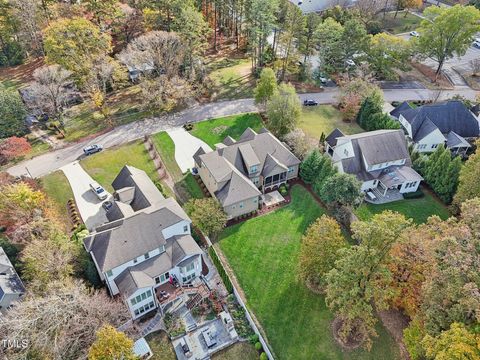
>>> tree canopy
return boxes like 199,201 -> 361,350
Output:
0,88 -> 27,139
266,83 -> 301,137
185,198 -> 227,240
416,5 -> 480,79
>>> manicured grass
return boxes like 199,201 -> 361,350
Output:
81,141 -> 159,193
208,57 -> 255,100
151,132 -> 204,200
355,189 -> 451,224
299,105 -> 363,140
211,342 -> 258,360
190,113 -> 264,148
379,11 -> 423,34
145,331 -> 176,360
41,170 -> 74,226
152,132 -> 182,180
219,185 -> 400,360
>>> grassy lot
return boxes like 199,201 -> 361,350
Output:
190,113 -> 264,148
80,141 -> 159,193
63,85 -> 150,142
299,105 -> 363,140
208,57 -> 255,100
355,189 -> 451,224
145,331 -> 176,360
211,342 -> 258,360
218,185 -> 400,360
151,132 -> 204,200
41,170 -> 74,226
379,11 -> 423,34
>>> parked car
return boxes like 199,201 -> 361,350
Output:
83,144 -> 103,156
346,59 -> 356,67
89,182 -> 108,200
303,99 -> 319,106
473,40 -> 480,49
410,31 -> 420,37
102,200 -> 113,211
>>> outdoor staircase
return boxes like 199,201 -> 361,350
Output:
186,293 -> 203,310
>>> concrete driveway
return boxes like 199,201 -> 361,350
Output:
61,161 -> 110,231
166,128 -> 212,173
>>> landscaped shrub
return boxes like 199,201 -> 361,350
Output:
226,294 -> 255,339
208,247 -> 233,293
255,342 -> 262,351
260,352 -> 268,360
249,333 -> 259,344
403,189 -> 425,199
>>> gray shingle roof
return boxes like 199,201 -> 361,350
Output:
238,144 -> 260,168
238,127 -> 257,142
332,130 -> 412,182
199,128 -> 299,205
325,128 -> 345,147
262,153 -> 288,177
85,198 -> 190,272
349,130 -> 410,166
395,101 -> 480,141
0,247 -> 25,297
112,166 -> 165,212
114,235 -> 202,298
223,136 -> 236,146
446,131 -> 471,148
215,170 -> 261,206
193,146 -> 206,167
389,101 -> 413,119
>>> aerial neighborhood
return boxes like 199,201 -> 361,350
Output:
0,0 -> 480,359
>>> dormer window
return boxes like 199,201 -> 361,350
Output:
250,165 -> 258,173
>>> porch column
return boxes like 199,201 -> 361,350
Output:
383,185 -> 388,196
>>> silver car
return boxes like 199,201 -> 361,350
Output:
89,182 -> 108,200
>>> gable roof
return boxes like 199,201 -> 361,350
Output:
85,197 -> 190,272
111,166 -> 165,214
394,101 -> 480,141
325,128 -> 345,147
114,234 -> 202,298
446,131 -> 471,148
215,169 -> 261,206
347,130 -> 410,166
389,101 -> 413,119
0,247 -> 25,297
327,129 -> 413,182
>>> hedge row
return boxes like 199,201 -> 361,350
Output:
208,247 -> 233,293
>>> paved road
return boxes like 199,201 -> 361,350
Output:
7,88 -> 478,178
61,161 -> 110,230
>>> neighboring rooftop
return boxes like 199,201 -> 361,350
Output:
0,247 -> 25,298
391,101 -> 480,141
198,128 -> 299,206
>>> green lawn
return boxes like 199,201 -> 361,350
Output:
41,170 -> 74,227
379,11 -> 423,34
145,331 -> 176,360
355,189 -> 451,224
211,342 -> 258,360
151,132 -> 204,200
299,105 -> 363,140
208,57 -> 255,100
190,113 -> 264,148
80,141 -> 159,193
219,185 -> 400,360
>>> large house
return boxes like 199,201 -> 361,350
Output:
0,247 -> 25,311
325,129 -> 423,200
83,166 -> 204,319
390,101 -> 480,155
193,128 -> 300,219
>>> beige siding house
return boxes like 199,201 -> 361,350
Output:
194,128 -> 300,219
